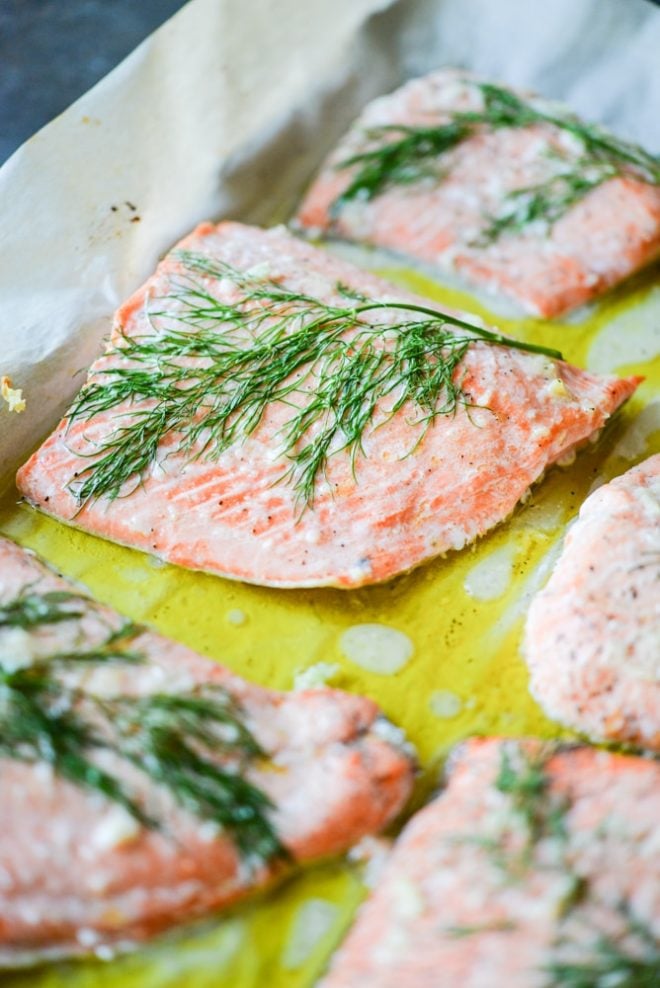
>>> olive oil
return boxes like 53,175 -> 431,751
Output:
1,257 -> 658,988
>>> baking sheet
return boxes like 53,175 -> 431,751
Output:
0,0 -> 659,985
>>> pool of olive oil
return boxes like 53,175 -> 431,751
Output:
1,256 -> 658,988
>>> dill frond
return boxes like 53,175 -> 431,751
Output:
332,80 -> 660,238
109,688 -> 284,862
67,251 -> 562,508
476,163 -> 618,244
0,589 -> 284,862
495,743 -> 567,844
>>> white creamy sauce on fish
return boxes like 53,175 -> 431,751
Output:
339,624 -> 414,675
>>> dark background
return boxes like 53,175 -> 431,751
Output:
0,0 -> 187,164
2,0 -> 660,166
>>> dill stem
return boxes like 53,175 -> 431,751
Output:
352,302 -> 563,357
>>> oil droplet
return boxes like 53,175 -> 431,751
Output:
339,623 -> 413,675
463,544 -> 515,601
282,899 -> 338,970
429,689 -> 463,719
226,608 -> 247,626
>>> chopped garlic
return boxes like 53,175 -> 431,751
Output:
347,836 -> 391,887
244,261 -> 271,279
1,375 -> 26,413
91,806 -> 141,851
547,377 -> 571,400
293,662 -> 340,691
0,627 -> 37,672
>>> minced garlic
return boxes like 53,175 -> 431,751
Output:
1,375 -> 26,413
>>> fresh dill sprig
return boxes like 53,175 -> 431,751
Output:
66,251 -> 561,508
331,80 -> 660,238
545,906 -> 660,988
546,942 -> 660,988
0,586 -> 145,664
495,744 -> 568,852
0,589 -> 284,862
455,745 -> 570,879
476,163 -> 618,244
0,589 -> 86,630
0,670 -> 154,824
0,589 -> 151,821
109,688 -> 284,861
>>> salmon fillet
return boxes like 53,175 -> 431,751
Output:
0,537 -> 414,964
295,69 -> 660,318
321,738 -> 660,987
524,455 -> 660,750
16,222 -> 639,588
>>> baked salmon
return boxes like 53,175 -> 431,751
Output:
524,454 -> 660,750
321,737 -> 660,987
0,536 -> 414,964
16,222 -> 639,588
295,69 -> 660,318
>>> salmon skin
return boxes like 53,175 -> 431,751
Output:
16,222 -> 639,589
0,537 -> 414,965
321,737 -> 660,987
524,454 -> 660,750
295,69 -> 660,318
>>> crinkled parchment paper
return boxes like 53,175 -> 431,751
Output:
1,0 -> 658,489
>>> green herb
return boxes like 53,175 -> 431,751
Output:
0,668 -> 151,822
66,251 -> 562,508
476,163 -> 618,244
332,80 -> 660,238
495,744 -> 568,850
0,586 -> 145,664
0,589 -> 284,862
449,744 -> 569,880
331,120 -> 472,214
545,909 -> 660,988
449,744 -> 570,878
546,944 -> 660,988
0,589 -> 86,630
108,689 -> 283,861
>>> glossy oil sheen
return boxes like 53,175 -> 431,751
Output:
1,251 -> 659,988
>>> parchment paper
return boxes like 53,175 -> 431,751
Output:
0,2 -> 659,983
0,0 -> 658,491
